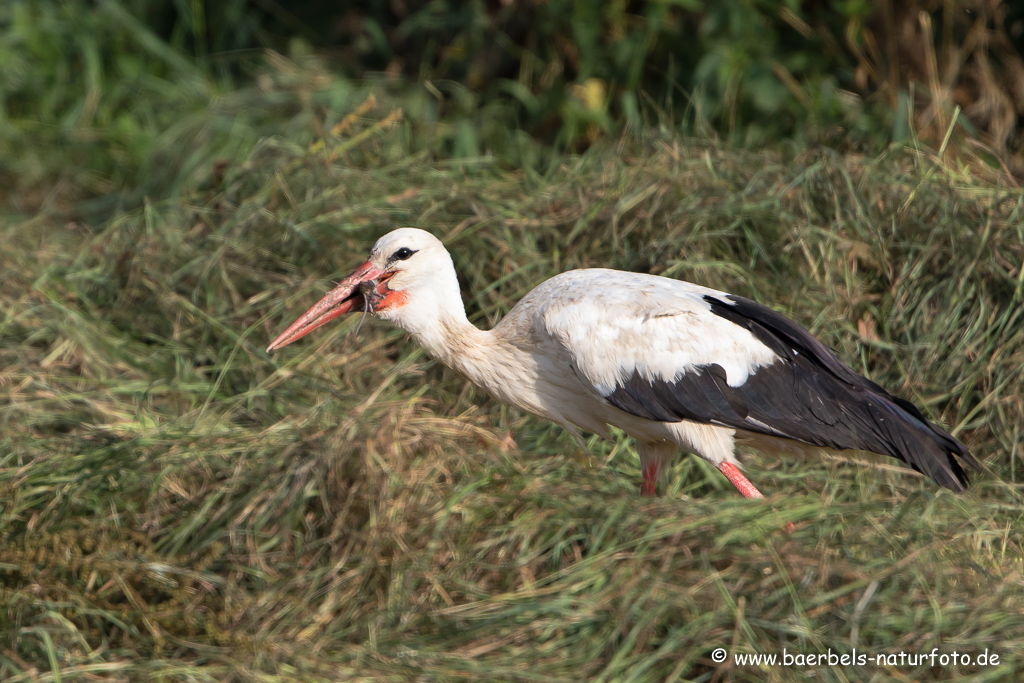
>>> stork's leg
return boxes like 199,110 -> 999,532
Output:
716,462 -> 764,499
638,441 -> 675,497
641,461 -> 659,497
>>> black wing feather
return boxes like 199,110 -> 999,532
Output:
605,294 -> 980,491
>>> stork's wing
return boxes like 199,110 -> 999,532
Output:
536,270 -> 978,491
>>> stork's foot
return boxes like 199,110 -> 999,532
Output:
716,462 -> 764,499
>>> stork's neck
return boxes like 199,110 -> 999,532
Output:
406,307 -> 501,381
385,292 -> 525,404
379,264 -> 528,401
414,312 -> 539,418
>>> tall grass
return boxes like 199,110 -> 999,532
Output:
2,56 -> 1023,682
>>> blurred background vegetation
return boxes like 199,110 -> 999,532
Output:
2,0 -> 1023,222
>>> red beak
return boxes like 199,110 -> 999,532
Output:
267,260 -> 386,352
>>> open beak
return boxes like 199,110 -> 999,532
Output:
267,260 -> 387,352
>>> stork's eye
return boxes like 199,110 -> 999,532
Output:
391,247 -> 416,261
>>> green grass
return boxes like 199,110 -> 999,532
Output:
2,57 -> 1024,682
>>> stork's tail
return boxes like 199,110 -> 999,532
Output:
874,394 -> 980,492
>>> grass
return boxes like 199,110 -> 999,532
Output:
2,55 -> 1024,682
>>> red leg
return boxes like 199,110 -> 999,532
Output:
641,460 -> 659,497
717,462 -> 764,499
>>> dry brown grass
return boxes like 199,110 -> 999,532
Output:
850,0 -> 1024,174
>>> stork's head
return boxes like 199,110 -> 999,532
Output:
267,228 -> 463,351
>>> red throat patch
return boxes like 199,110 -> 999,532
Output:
374,282 -> 408,311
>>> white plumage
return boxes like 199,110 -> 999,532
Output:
268,228 -> 978,498
533,270 -> 779,392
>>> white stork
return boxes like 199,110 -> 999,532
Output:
268,228 -> 979,498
